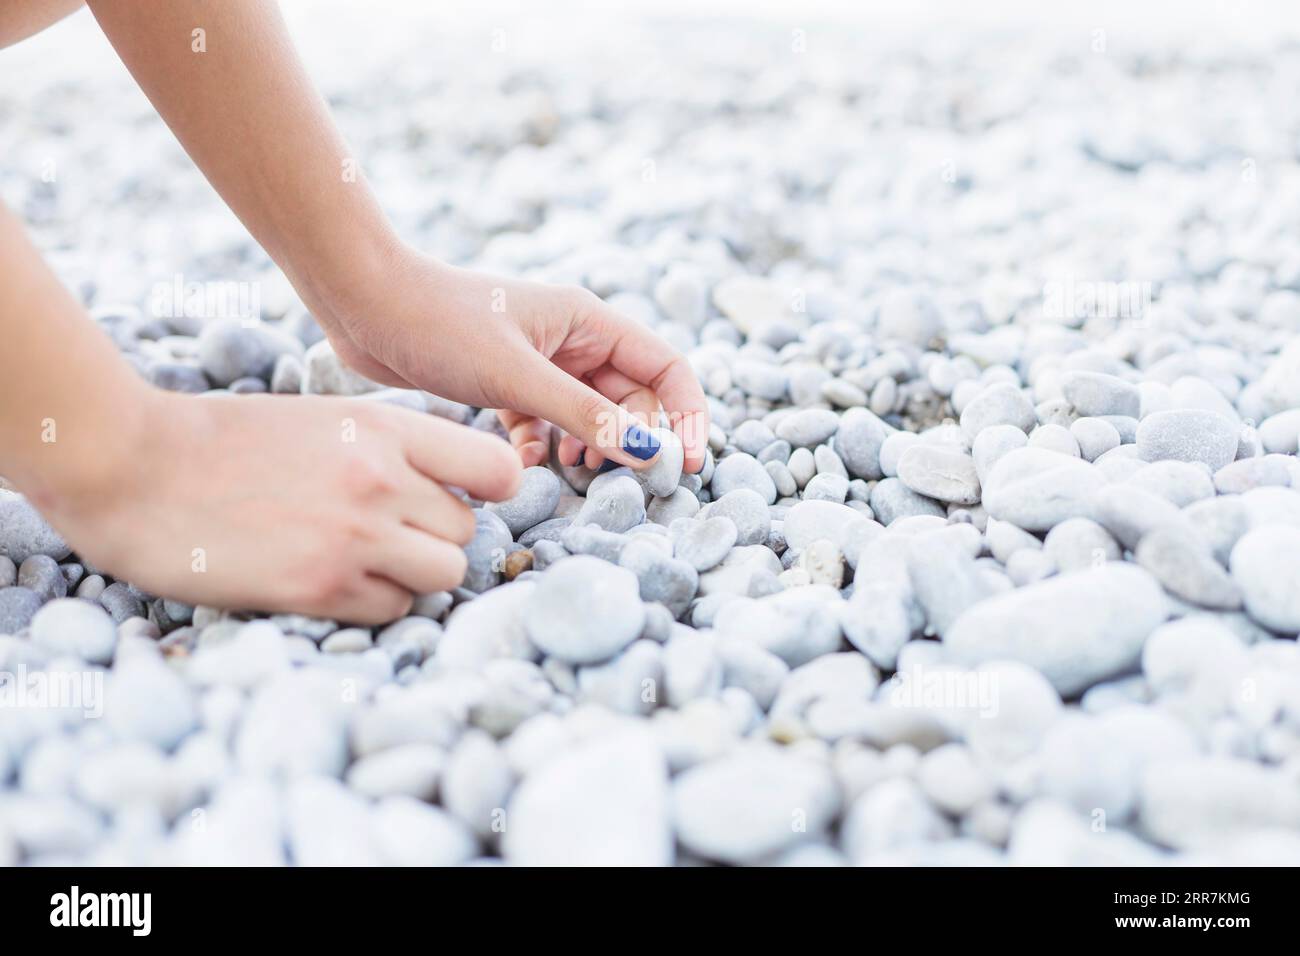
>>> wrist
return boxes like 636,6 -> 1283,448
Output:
290,230 -> 430,341
21,375 -> 166,522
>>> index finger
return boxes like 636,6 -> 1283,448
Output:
597,305 -> 711,473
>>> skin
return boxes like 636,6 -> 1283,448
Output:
1,0 -> 709,622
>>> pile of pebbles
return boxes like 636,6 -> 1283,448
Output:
4,17 -> 1300,865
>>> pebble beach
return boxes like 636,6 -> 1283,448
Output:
3,2 -> 1300,866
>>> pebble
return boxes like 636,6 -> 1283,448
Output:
638,427 -> 684,497
1069,417 -> 1122,462
0,586 -> 43,635
958,383 -> 1035,443
671,517 -> 738,572
523,556 -> 646,663
574,476 -> 647,533
487,466 -> 561,536
504,728 -> 671,865
196,318 -> 303,387
371,798 -> 477,867
708,490 -> 770,546
1136,521 -> 1241,609
463,509 -> 512,592
776,408 -> 840,448
1230,526 -> 1300,633
0,490 -> 70,564
1137,409 -> 1240,471
301,339 -> 382,395
103,655 -> 197,750
619,540 -> 699,618
99,582 -> 145,623
803,473 -> 849,503
1042,518 -> 1119,573
944,564 -> 1167,696
782,500 -> 878,567
833,408 -> 891,480
896,445 -> 981,505
671,746 -> 839,864
710,452 -> 777,504
981,448 -> 1104,532
29,598 -> 117,664
16,555 -> 64,602
1061,371 -> 1141,418
14,26 -> 1300,868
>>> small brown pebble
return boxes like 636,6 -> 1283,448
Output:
503,550 -> 534,581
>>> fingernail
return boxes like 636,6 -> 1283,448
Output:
597,459 -> 621,473
622,423 -> 660,461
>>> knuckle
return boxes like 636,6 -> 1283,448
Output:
302,564 -> 352,610
574,390 -> 610,431
340,455 -> 396,500
446,502 -> 478,546
564,285 -> 600,313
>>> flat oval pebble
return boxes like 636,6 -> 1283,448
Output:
944,564 -> 1167,696
523,556 -> 646,664
1137,409 -> 1240,471
486,466 -> 561,537
895,444 -> 981,505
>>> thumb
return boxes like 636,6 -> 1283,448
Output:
516,355 -> 661,468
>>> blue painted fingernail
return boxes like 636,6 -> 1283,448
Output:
622,423 -> 660,461
597,459 -> 621,473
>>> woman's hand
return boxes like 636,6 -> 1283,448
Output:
314,247 -> 711,473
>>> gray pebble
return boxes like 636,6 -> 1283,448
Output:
733,420 -> 777,455
981,448 -> 1104,532
638,427 -> 685,498
464,509 -> 512,592
620,540 -> 699,618
196,318 -> 304,387
869,478 -> 946,525
99,582 -> 146,623
147,361 -> 210,393
0,490 -> 70,564
1070,417 -> 1122,462
518,516 -> 572,547
945,564 -> 1167,696
646,487 -> 701,525
896,444 -> 981,505
523,556 -> 646,664
30,598 -> 117,664
959,383 -> 1035,443
487,466 -> 562,537
1043,518 -> 1120,573
787,447 -> 816,488
709,489 -> 771,546
0,586 -> 43,634
776,408 -> 840,448
814,443 -> 849,479
711,452 -> 777,504
574,476 -> 646,533
17,555 -> 66,602
1230,526 -> 1300,633
833,408 -> 892,480
803,473 -> 849,503
1137,409 -> 1240,471
1062,371 -> 1141,418
671,517 -> 738,572
1136,521 -> 1241,610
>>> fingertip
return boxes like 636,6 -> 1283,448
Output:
519,440 -> 549,467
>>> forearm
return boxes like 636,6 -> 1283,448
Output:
0,203 -> 154,505
85,0 -> 402,328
